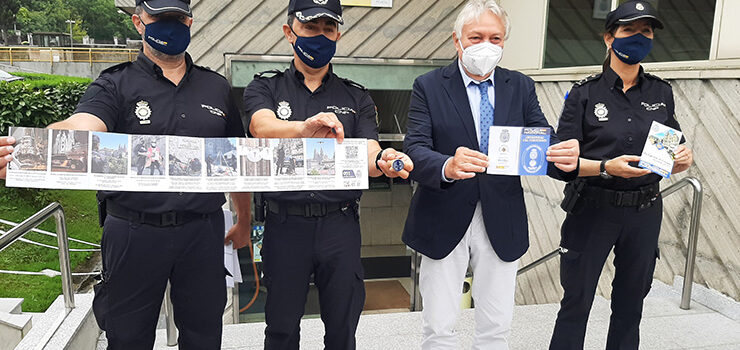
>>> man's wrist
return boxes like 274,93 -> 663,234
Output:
441,157 -> 455,182
375,148 -> 386,171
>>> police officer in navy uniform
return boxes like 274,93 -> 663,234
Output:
549,2 -> 694,349
243,0 -> 414,348
0,0 -> 253,348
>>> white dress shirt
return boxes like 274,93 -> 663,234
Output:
441,61 -> 496,181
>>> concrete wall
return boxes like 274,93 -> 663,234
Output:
1,61 -> 116,79
359,184 -> 413,249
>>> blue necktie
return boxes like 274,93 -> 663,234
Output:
477,80 -> 494,154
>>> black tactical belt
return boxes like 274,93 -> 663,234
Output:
582,183 -> 660,208
266,199 -> 352,217
106,200 -> 209,227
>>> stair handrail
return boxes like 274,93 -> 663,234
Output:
513,176 -> 703,309
0,202 -> 75,312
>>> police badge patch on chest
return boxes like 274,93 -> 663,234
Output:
594,103 -> 609,122
135,100 -> 152,125
276,101 -> 292,120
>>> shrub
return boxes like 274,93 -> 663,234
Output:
0,74 -> 90,136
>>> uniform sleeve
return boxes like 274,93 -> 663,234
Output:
354,91 -> 379,140
73,75 -> 119,131
242,77 -> 275,123
556,85 -> 585,142
225,90 -> 246,137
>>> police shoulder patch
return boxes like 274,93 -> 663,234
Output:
100,62 -> 132,75
341,78 -> 367,92
645,72 -> 671,86
574,73 -> 601,87
254,69 -> 284,79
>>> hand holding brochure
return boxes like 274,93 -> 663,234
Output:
6,127 -> 369,192
638,121 -> 682,178
486,126 -> 550,176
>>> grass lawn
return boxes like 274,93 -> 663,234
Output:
0,185 -> 101,312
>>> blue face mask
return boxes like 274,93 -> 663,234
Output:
141,17 -> 191,56
611,33 -> 653,65
291,27 -> 336,69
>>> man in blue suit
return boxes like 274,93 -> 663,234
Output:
402,1 -> 580,349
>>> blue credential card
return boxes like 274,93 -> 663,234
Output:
518,128 -> 550,176
487,126 -> 550,176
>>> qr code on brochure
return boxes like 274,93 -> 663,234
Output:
345,145 -> 359,159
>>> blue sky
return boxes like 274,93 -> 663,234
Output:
306,138 -> 335,159
95,132 -> 128,151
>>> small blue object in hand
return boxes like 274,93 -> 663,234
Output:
392,159 -> 405,172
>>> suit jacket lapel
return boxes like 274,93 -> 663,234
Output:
442,61 -> 478,146
493,67 -> 512,126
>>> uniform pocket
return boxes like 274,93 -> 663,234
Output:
92,276 -> 109,330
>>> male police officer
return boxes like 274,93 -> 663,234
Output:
0,1 -> 251,349
243,0 -> 414,348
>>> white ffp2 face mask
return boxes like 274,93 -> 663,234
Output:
460,41 -> 503,76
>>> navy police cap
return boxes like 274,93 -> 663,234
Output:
606,1 -> 664,30
136,0 -> 192,17
288,0 -> 344,25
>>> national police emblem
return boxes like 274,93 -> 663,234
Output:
636,2 -> 645,11
276,101 -> 292,120
135,100 -> 152,125
500,129 -> 510,143
594,103 -> 609,122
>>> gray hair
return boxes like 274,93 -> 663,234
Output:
454,0 -> 511,40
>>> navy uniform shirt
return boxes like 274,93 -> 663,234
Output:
75,51 -> 246,213
556,66 -> 683,190
243,61 -> 378,203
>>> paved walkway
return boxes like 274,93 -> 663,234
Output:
144,280 -> 740,349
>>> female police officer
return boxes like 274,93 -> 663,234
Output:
549,2 -> 694,349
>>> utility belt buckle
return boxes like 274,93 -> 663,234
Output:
614,191 -> 637,207
304,203 -> 327,217
161,211 -> 178,226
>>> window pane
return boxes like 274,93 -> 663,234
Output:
618,0 -> 716,62
544,0 -> 610,68
544,0 -> 717,68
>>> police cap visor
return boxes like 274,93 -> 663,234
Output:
605,1 -> 664,30
137,0 -> 192,17
288,0 -> 344,25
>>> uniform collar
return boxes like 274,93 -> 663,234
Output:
289,60 -> 333,86
603,64 -> 645,91
135,50 -> 194,78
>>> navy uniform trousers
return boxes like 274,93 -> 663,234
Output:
93,211 -> 226,350
549,197 -> 663,350
262,205 -> 365,350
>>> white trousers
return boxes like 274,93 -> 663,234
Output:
420,203 -> 518,350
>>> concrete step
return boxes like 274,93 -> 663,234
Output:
15,293 -> 98,350
149,280 -> 740,350
0,312 -> 32,350
0,298 -> 24,314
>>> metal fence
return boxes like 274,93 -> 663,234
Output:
0,47 -> 138,66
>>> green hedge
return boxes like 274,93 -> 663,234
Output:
0,74 -> 91,136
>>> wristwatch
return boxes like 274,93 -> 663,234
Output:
375,149 -> 386,171
600,159 -> 613,179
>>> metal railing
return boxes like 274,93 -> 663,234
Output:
0,47 -> 138,66
0,202 -> 74,313
411,176 -> 704,311
513,176 -> 703,310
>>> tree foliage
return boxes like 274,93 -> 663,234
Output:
12,0 -> 138,41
